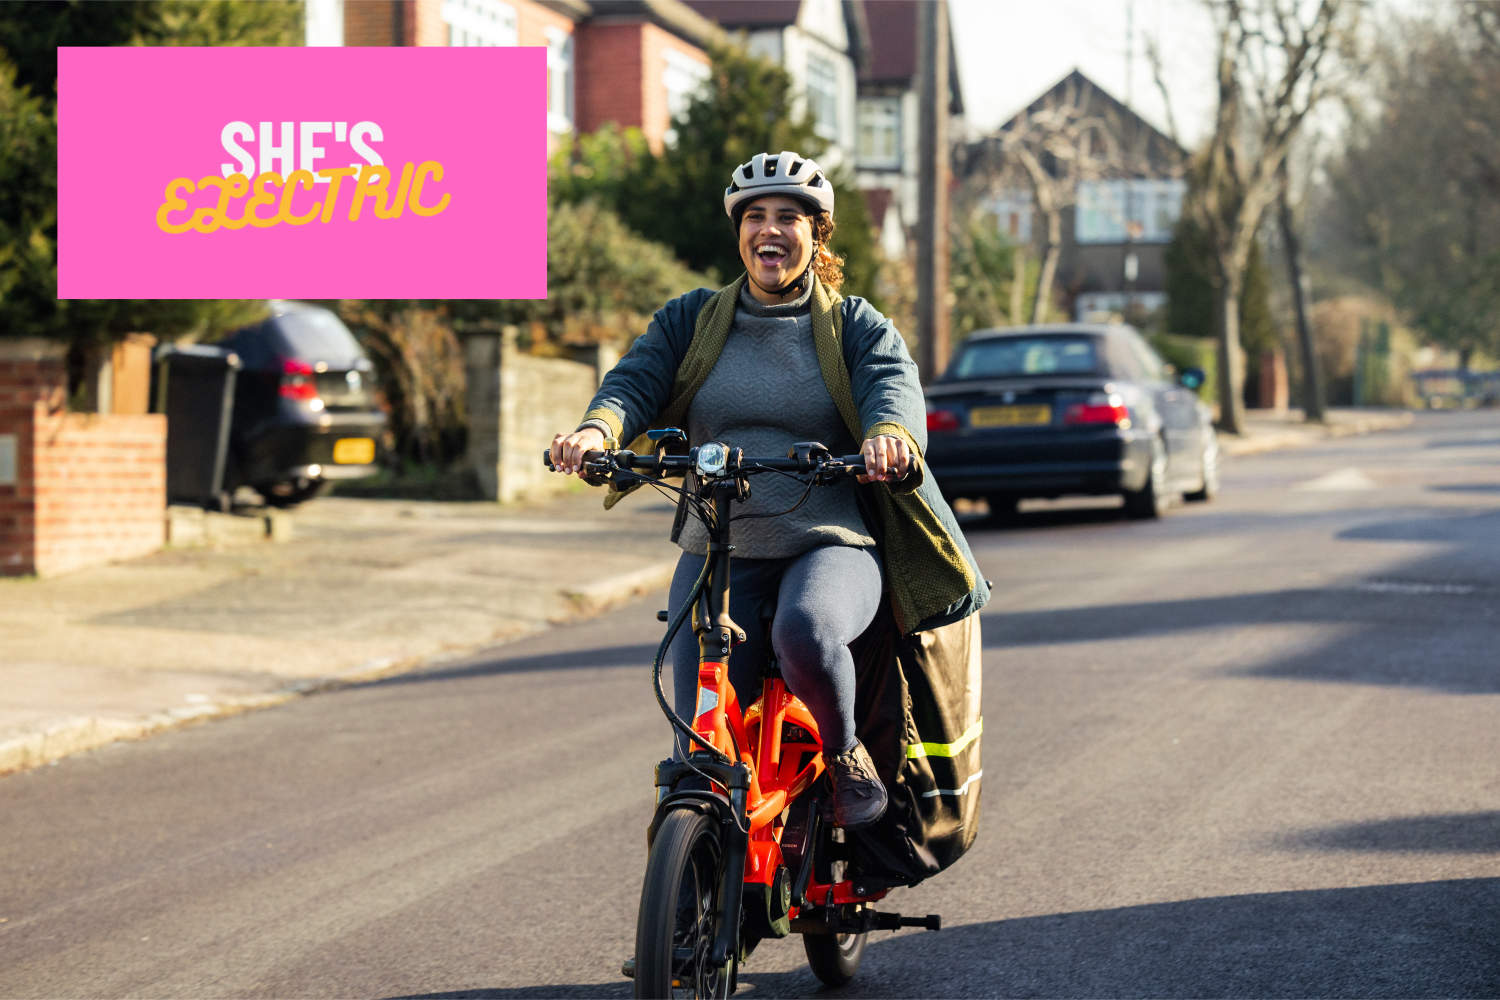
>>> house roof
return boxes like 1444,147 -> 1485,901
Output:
584,0 -> 726,48
860,0 -> 916,81
855,0 -> 963,113
679,1 -> 803,28
1002,68 -> 1186,162
683,1 -> 872,71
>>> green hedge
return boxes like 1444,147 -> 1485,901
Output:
1150,332 -> 1218,405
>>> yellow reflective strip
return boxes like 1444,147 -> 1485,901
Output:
906,717 -> 982,759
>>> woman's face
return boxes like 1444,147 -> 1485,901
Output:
738,195 -> 814,293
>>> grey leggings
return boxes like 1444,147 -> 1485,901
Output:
667,545 -> 883,756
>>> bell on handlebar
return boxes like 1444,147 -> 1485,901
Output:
789,441 -> 833,473
647,427 -> 687,446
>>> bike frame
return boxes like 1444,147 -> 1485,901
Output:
669,476 -> 891,960
547,440 -> 938,981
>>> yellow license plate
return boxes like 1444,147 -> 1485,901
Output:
332,437 -> 376,464
969,405 -> 1051,428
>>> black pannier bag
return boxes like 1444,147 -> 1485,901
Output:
846,605 -> 983,887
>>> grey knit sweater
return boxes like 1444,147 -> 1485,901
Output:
673,283 -> 874,558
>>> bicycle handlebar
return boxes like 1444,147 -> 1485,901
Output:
543,448 -> 876,478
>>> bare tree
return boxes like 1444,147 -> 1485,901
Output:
1194,0 -> 1354,434
1276,157 -> 1324,420
1001,75 -> 1120,323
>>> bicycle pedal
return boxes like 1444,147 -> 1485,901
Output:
621,958 -> 634,979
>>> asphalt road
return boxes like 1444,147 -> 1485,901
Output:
4,411 -> 1499,999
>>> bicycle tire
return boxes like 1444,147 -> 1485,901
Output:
803,929 -> 867,987
634,807 -> 734,999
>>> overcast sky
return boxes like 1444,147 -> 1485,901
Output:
948,0 -> 1222,147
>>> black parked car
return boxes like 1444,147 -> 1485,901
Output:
924,324 -> 1219,519
218,302 -> 386,507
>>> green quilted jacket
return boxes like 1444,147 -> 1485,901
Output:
578,275 -> 989,634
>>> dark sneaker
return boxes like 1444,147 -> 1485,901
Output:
827,741 -> 888,830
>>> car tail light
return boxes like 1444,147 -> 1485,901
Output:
280,358 -> 318,401
927,408 -> 961,431
1064,393 -> 1131,429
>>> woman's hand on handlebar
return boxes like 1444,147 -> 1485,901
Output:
859,434 -> 910,484
550,427 -> 606,475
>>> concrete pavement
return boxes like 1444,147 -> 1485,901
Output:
0,487 -> 680,775
0,406 -> 1416,777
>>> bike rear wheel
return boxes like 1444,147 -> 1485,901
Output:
804,929 -> 868,987
635,807 -> 734,999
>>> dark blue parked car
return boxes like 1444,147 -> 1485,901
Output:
218,302 -> 386,507
924,324 -> 1219,519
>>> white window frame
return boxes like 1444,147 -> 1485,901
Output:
1077,178 -> 1185,244
856,97 -> 901,169
988,189 -> 1033,243
441,0 -> 517,46
806,52 -> 839,139
662,49 -> 710,146
546,28 -> 575,134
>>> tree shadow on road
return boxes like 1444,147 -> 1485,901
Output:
386,878 -> 1500,999
368,643 -> 661,688
1278,811 -> 1500,855
741,878 -> 1500,999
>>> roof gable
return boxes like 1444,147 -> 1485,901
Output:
1001,69 -> 1186,168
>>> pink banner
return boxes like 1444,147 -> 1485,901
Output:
58,46 -> 547,300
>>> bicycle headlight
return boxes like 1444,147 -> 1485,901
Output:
695,442 -> 728,477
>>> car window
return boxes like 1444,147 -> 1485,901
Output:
274,309 -> 363,363
950,336 -> 1101,379
1127,333 -> 1167,382
218,323 -> 275,370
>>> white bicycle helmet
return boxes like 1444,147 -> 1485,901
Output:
724,151 -> 835,223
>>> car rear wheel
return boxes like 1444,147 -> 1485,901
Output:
1122,436 -> 1170,520
260,479 -> 331,508
984,495 -> 1019,521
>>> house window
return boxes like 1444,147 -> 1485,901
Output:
441,0 -> 517,46
988,189 -> 1033,243
546,29 -> 574,133
663,49 -> 710,146
857,98 -> 901,169
807,53 -> 839,138
1076,179 -> 1185,244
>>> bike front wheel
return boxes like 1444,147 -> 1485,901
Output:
634,807 -> 734,999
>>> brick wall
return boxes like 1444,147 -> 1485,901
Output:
30,412 -> 167,577
344,0 -> 399,45
0,340 -> 166,578
515,0 -> 575,48
575,20 -> 710,154
0,341 -> 66,576
576,22 -> 646,140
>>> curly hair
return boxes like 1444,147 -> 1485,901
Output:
809,211 -> 844,292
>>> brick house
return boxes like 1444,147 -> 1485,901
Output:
681,0 -> 868,168
964,69 -> 1189,322
850,0 -> 962,260
314,0 -> 719,153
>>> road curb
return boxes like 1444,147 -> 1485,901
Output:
560,559 -> 678,615
0,694 -> 297,778
0,564 -> 675,779
1219,411 -> 1415,457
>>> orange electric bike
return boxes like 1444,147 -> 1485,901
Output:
547,430 -> 939,999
